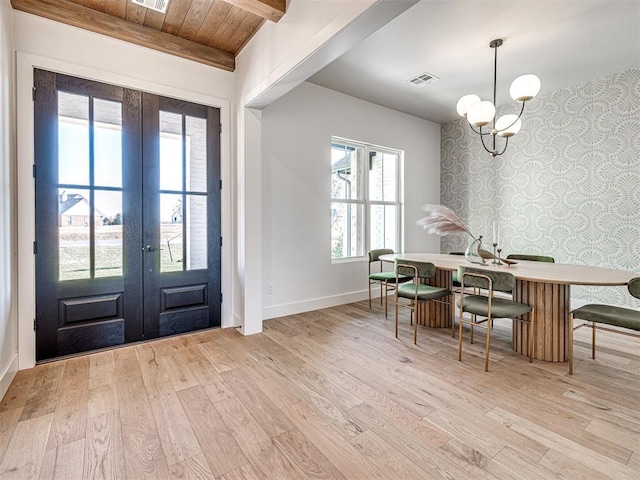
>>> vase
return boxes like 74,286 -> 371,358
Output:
465,236 -> 486,265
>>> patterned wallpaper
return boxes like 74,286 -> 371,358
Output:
440,67 -> 640,308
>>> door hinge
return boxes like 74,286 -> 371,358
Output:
219,123 -> 222,134
33,241 -> 37,254
32,164 -> 36,178
220,236 -> 223,247
33,319 -> 38,331
32,86 -> 36,101
220,179 -> 222,190
220,292 -> 223,303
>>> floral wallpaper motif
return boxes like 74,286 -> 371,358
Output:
440,68 -> 640,308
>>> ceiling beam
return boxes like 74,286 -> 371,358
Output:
11,0 -> 235,71
222,0 -> 285,23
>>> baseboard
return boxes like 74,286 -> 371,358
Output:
0,354 -> 18,401
263,290 -> 373,320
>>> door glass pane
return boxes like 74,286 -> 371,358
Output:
160,193 -> 183,272
58,188 -> 91,280
95,190 -> 123,278
186,195 -> 207,270
94,99 -> 123,188
331,202 -> 364,258
160,111 -> 183,191
58,92 -> 89,186
186,116 -> 207,193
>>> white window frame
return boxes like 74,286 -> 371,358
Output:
331,137 -> 403,262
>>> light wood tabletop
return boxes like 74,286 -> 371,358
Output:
380,253 -> 637,285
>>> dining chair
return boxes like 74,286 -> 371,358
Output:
394,259 -> 451,345
457,265 -> 535,371
368,249 -> 410,317
568,277 -> 640,375
506,253 -> 555,263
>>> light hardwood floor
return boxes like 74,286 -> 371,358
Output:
1,301 -> 639,479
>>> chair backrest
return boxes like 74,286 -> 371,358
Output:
506,254 -> 555,263
396,259 -> 436,280
368,248 -> 394,263
628,277 -> 640,299
458,265 -> 514,294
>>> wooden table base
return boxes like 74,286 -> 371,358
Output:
513,280 -> 571,362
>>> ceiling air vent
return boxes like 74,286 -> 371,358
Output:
132,0 -> 170,14
408,72 -> 439,87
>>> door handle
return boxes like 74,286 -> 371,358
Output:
145,245 -> 156,252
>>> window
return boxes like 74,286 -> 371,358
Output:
331,138 -> 402,260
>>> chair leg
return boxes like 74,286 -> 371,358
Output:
384,281 -> 389,318
592,321 -> 596,359
451,294 -> 456,338
484,317 -> 491,372
379,283 -> 383,306
413,305 -> 418,345
394,294 -> 399,339
528,319 -> 534,363
470,316 -> 474,344
568,313 -> 574,375
368,281 -> 372,309
458,307 -> 464,362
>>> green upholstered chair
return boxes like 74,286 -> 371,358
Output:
394,260 -> 451,345
368,249 -> 410,317
568,277 -> 640,375
457,266 -> 535,371
506,254 -> 555,263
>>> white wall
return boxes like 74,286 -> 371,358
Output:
261,82 -> 440,319
233,0 -> 417,333
13,11 -> 234,369
0,0 -> 17,398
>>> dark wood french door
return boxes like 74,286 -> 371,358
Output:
34,69 -> 221,361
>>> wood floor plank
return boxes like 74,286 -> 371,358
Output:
88,351 -> 116,390
116,377 -> 170,479
83,411 -> 124,479
212,397 -> 271,460
486,406 -> 638,479
0,407 -> 23,462
19,364 -> 64,422
0,369 -> 36,412
146,381 -> 202,466
282,400 -> 384,480
0,413 -> 53,479
220,367 -> 294,438
39,439 -> 85,480
538,448 -> 612,480
168,453 -> 215,479
349,429 -> 428,480
177,385 -> 247,477
219,463 -> 261,480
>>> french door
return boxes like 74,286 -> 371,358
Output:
34,70 -> 221,361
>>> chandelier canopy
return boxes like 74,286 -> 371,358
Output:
456,39 -> 541,157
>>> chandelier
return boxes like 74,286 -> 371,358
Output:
456,39 -> 541,157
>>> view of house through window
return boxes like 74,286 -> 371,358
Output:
331,138 -> 402,260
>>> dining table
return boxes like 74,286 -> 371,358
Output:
380,253 -> 637,362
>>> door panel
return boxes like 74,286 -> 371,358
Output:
142,94 -> 221,339
35,70 -> 220,361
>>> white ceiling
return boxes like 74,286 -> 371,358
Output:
308,0 -> 640,124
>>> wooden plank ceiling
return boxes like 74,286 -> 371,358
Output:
11,0 -> 287,71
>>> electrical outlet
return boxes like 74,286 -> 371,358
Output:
267,283 -> 274,294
